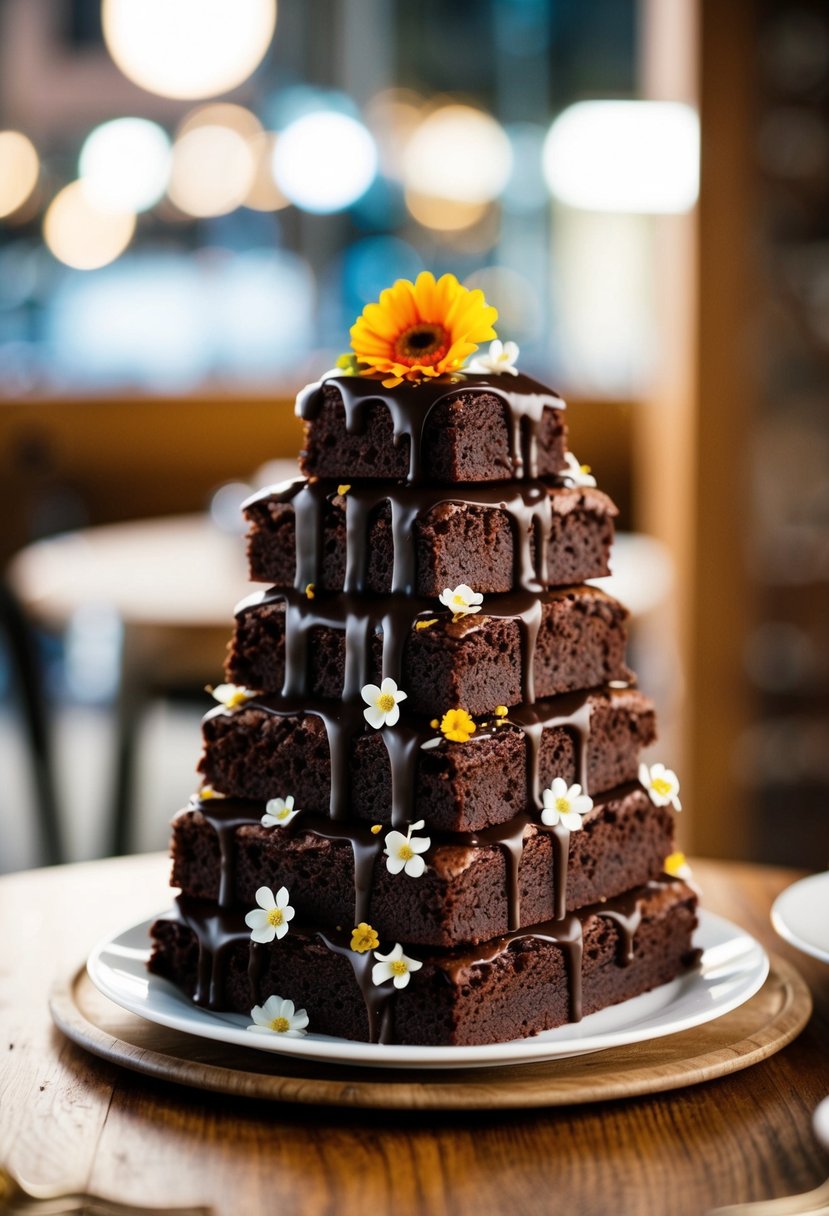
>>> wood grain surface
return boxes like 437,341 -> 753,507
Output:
49,954 -> 811,1111
1,855 -> 828,1216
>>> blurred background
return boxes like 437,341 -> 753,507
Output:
0,0 -> 827,872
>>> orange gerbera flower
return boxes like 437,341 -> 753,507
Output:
350,272 -> 498,387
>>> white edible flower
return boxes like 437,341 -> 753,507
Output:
361,677 -> 407,729
541,778 -> 593,830
468,339 -> 520,376
384,819 -> 431,878
639,762 -> 682,811
210,683 -> 258,711
245,886 -> 295,943
371,942 -> 423,990
261,795 -> 301,828
248,995 -> 309,1038
438,584 -> 484,618
561,451 -> 597,489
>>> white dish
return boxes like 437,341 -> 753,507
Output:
771,871 -> 829,964
87,909 -> 768,1071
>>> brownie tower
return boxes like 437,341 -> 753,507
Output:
150,276 -> 697,1046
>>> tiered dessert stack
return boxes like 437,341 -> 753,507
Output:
150,274 -> 698,1047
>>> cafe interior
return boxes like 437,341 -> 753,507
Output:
0,0 -> 827,880
1,2 -> 826,1216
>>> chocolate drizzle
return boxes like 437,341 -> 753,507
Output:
243,476 -> 569,597
233,585 -> 608,709
165,880 -> 675,1033
155,367 -> 680,1047
296,372 -> 564,485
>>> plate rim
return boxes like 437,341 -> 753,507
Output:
86,908 -> 770,1071
771,871 -> 829,965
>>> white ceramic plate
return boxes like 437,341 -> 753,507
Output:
771,871 -> 829,965
86,909 -> 768,1071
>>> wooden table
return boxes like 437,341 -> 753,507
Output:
1,857 -> 827,1216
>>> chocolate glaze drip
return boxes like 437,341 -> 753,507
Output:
296,372 -> 565,485
171,898 -> 250,1008
441,911 -> 586,1022
188,795 -> 383,924
234,585 -> 602,708
204,686 -> 609,838
169,897 -> 395,1041
165,880 -> 680,1033
243,476 -> 571,596
314,929 -> 395,1044
593,887 -> 646,966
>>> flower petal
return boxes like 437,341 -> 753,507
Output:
404,855 -> 426,878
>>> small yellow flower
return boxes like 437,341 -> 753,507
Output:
337,484 -> 351,496
199,785 -> 225,800
416,618 -> 438,631
305,583 -> 315,600
350,272 -> 498,388
370,824 -> 382,835
351,922 -> 380,953
495,705 -> 509,718
430,718 -> 439,729
664,851 -> 690,878
209,683 -> 258,711
441,707 -> 476,743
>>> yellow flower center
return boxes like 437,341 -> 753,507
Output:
377,692 -> 396,713
226,690 -> 248,708
391,959 -> 408,976
267,908 -> 284,927
394,323 -> 449,366
556,797 -> 570,815
398,843 -> 414,862
276,808 -> 290,820
270,1016 -> 291,1033
652,777 -> 672,798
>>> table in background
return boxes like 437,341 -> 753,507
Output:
7,514 -> 250,856
6,518 -> 672,860
0,857 -> 827,1216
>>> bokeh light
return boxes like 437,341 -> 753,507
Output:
543,101 -> 700,213
244,133 -> 289,211
404,190 -> 488,232
272,112 -> 377,213
44,181 -> 136,270
168,125 -> 256,217
101,0 -> 277,100
503,123 -> 549,214
404,105 -> 512,204
79,118 -> 171,214
364,88 -> 424,180
464,266 -> 542,341
0,131 -> 40,219
178,103 -> 263,141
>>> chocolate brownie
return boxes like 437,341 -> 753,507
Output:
244,480 -> 617,596
199,687 -> 656,831
170,785 -> 675,947
226,587 -> 630,715
149,879 -> 699,1045
298,375 -> 567,483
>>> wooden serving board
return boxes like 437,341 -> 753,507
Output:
49,954 -> 811,1111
